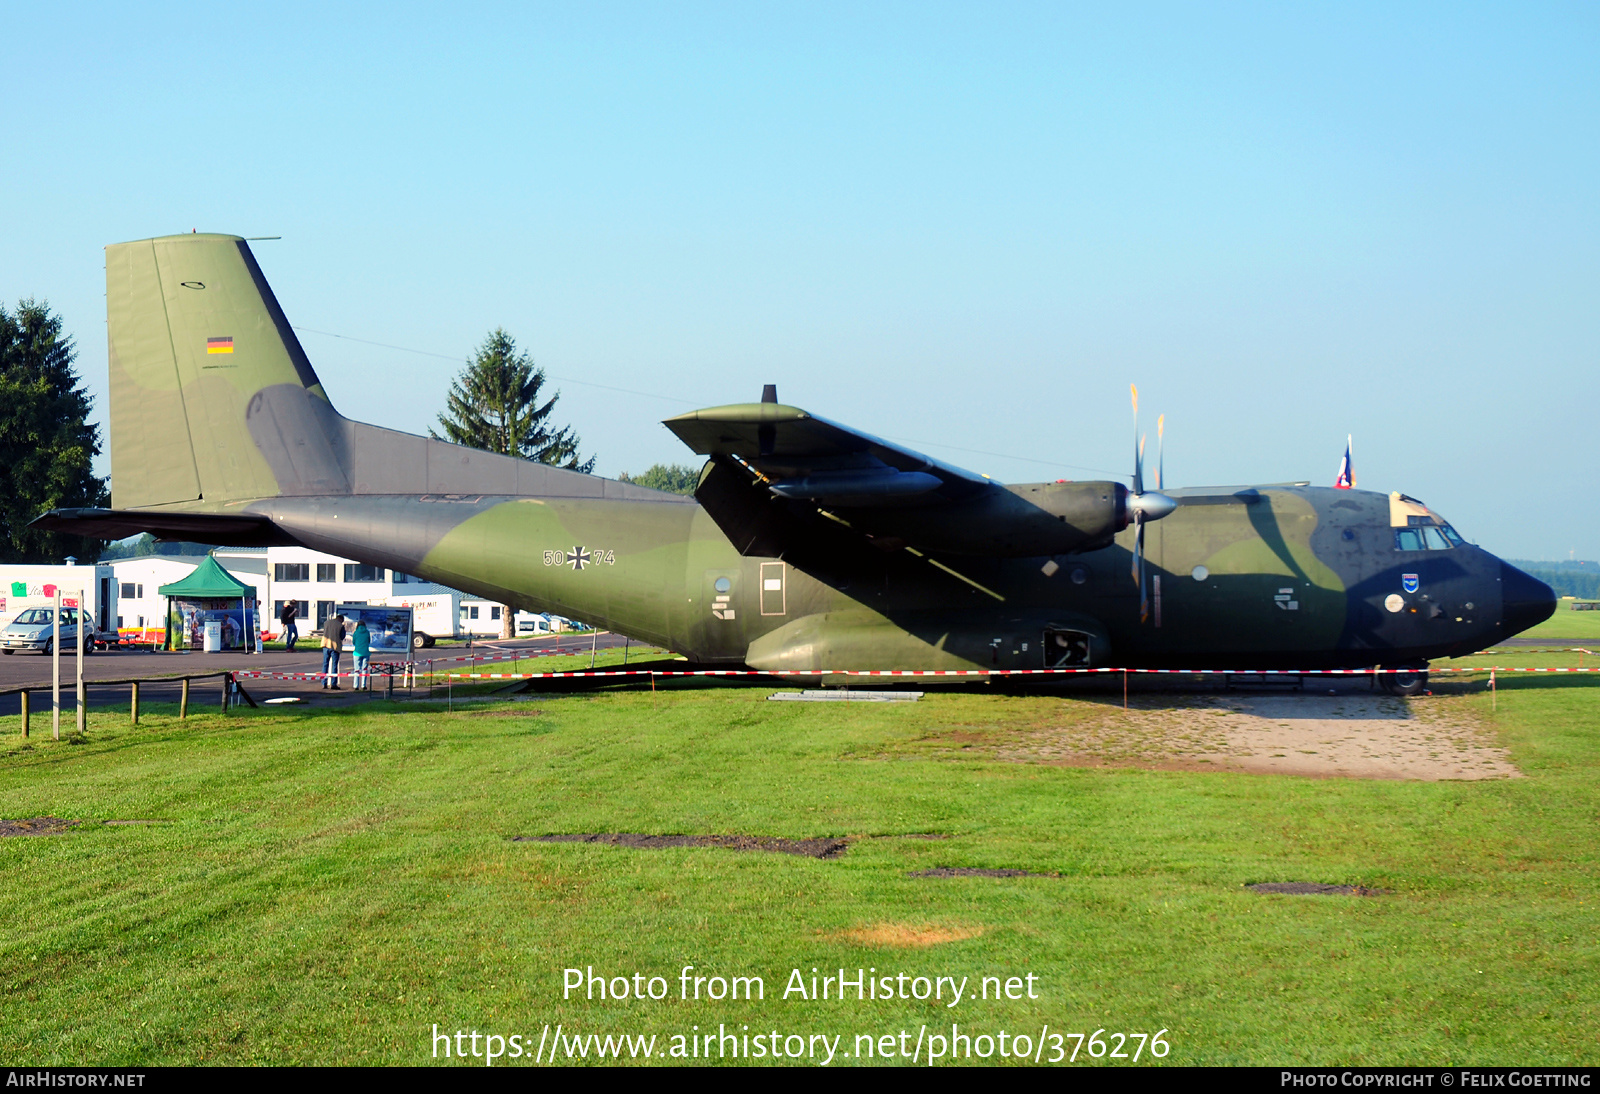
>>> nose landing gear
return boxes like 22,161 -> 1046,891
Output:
1378,662 -> 1429,696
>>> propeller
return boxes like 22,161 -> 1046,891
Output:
1128,385 -> 1177,623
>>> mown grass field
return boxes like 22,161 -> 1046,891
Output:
1,641 -> 1595,1067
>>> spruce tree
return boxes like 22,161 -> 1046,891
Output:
0,300 -> 110,562
431,329 -> 595,472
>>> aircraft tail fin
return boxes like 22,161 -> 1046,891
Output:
107,233 -> 336,509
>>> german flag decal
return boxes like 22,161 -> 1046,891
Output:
206,336 -> 234,354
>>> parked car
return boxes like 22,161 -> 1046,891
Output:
1,607 -> 97,656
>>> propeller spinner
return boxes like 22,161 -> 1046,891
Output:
1128,386 -> 1177,622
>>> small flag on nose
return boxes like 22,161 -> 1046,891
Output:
206,336 -> 234,354
1334,435 -> 1355,489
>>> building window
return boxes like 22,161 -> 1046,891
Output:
468,606 -> 479,620
317,563 -> 337,582
343,564 -> 384,583
393,572 -> 416,584
316,601 -> 335,629
119,582 -> 144,599
275,563 -> 310,582
274,599 -> 311,621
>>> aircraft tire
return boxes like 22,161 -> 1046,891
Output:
1380,664 -> 1429,697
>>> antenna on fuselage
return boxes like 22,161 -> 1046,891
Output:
762,384 -> 777,403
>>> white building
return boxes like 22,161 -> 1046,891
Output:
110,546 -> 464,641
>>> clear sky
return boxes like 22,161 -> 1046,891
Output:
3,3 -> 1595,560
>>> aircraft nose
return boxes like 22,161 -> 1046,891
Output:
1501,561 -> 1556,638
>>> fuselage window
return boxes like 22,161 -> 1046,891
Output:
1422,526 -> 1452,551
1439,524 -> 1465,547
1394,528 -> 1424,551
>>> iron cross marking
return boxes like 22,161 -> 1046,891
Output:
566,547 -> 591,571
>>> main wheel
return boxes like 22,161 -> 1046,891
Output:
1380,664 -> 1429,696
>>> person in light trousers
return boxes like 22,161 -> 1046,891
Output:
321,613 -> 346,689
352,620 -> 371,690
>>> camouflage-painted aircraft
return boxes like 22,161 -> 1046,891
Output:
36,233 -> 1556,694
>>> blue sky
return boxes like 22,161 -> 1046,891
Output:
3,3 -> 1595,559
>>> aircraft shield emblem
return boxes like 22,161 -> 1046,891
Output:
1401,573 -> 1420,594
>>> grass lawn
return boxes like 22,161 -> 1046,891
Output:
1512,601 -> 1600,644
0,649 -> 1595,1066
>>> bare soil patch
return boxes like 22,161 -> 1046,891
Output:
830,923 -> 985,946
0,817 -> 78,837
1248,882 -> 1389,897
988,687 -> 1519,781
518,833 -> 849,858
911,867 -> 1057,878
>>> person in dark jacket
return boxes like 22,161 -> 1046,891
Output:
280,601 -> 299,652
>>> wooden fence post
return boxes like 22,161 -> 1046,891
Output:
220,674 -> 229,713
131,681 -> 139,726
180,678 -> 190,720
20,690 -> 28,738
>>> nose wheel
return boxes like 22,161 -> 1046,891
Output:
1379,663 -> 1429,696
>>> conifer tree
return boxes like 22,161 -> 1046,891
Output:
0,300 -> 109,562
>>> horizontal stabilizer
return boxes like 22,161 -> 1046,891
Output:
29,508 -> 296,546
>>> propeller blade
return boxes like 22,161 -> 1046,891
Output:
1136,520 -> 1148,623
1131,385 -> 1141,496
1157,414 -> 1165,492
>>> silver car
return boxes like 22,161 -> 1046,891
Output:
1,607 -> 94,656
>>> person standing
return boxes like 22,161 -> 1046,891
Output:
352,619 -> 371,690
280,601 -> 299,652
322,613 -> 346,689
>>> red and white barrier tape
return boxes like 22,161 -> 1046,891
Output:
229,664 -> 1600,682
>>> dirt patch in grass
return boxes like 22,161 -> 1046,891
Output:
0,816 -> 78,837
518,833 -> 849,858
1248,882 -> 1390,897
831,923 -> 985,947
964,684 -> 1519,781
911,867 -> 1058,878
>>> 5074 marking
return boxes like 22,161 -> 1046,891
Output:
543,547 -> 615,571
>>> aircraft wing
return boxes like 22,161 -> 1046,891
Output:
666,401 -> 1128,560
664,402 -> 991,506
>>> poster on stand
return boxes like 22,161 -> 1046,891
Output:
335,604 -> 414,660
168,598 -> 256,651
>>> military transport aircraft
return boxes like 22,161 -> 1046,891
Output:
35,234 -> 1556,694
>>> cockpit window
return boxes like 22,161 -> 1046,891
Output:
1394,523 -> 1465,551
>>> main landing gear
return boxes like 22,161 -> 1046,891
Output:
1378,662 -> 1429,696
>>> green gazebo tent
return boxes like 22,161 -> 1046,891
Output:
158,555 -> 258,651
